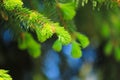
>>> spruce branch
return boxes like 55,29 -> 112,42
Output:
0,0 -> 93,58
0,0 -> 72,58
1,0 -> 72,44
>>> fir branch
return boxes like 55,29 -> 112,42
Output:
1,0 -> 72,44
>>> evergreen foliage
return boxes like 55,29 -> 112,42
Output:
0,0 -> 91,58
58,2 -> 76,20
0,0 -> 119,59
71,41 -> 82,58
52,39 -> 62,52
0,69 -> 12,80
1,0 -> 120,79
